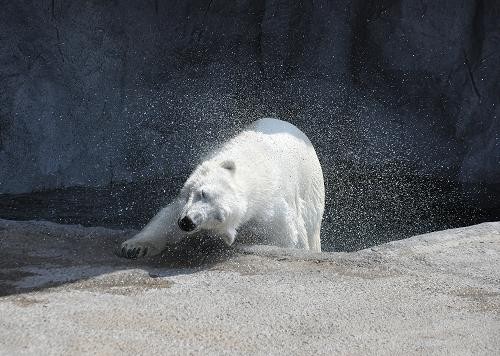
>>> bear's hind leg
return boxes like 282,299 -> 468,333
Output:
271,199 -> 309,250
294,217 -> 310,250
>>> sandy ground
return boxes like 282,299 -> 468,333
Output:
0,219 -> 499,355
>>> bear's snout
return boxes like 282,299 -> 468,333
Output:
178,216 -> 197,232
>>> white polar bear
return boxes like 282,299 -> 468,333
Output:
119,118 -> 325,258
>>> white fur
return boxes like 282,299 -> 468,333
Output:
119,118 -> 325,258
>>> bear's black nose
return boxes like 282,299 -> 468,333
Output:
178,216 -> 196,232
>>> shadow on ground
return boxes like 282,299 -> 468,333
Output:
0,219 -> 234,297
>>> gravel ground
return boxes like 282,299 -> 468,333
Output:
0,219 -> 499,355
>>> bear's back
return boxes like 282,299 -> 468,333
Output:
249,118 -> 313,147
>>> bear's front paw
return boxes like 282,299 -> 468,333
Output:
116,239 -> 160,259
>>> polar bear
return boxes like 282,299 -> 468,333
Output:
118,118 -> 325,258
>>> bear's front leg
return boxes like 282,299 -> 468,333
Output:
118,200 -> 185,259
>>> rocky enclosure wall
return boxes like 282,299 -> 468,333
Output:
0,1 -> 498,249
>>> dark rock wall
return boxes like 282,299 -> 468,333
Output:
0,0 -> 498,249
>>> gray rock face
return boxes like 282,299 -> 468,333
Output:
0,1 -> 498,248
0,219 -> 499,354
1,0 -> 498,190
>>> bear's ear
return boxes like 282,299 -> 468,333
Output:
220,160 -> 236,172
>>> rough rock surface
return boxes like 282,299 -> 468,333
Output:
0,1 -> 498,251
0,219 -> 498,354
0,1 -> 498,198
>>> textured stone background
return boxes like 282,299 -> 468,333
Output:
0,1 -> 498,250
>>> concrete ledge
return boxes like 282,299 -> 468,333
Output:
0,219 -> 499,354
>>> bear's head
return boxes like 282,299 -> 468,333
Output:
177,159 -> 244,245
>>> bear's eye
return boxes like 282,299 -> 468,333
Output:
201,190 -> 208,199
